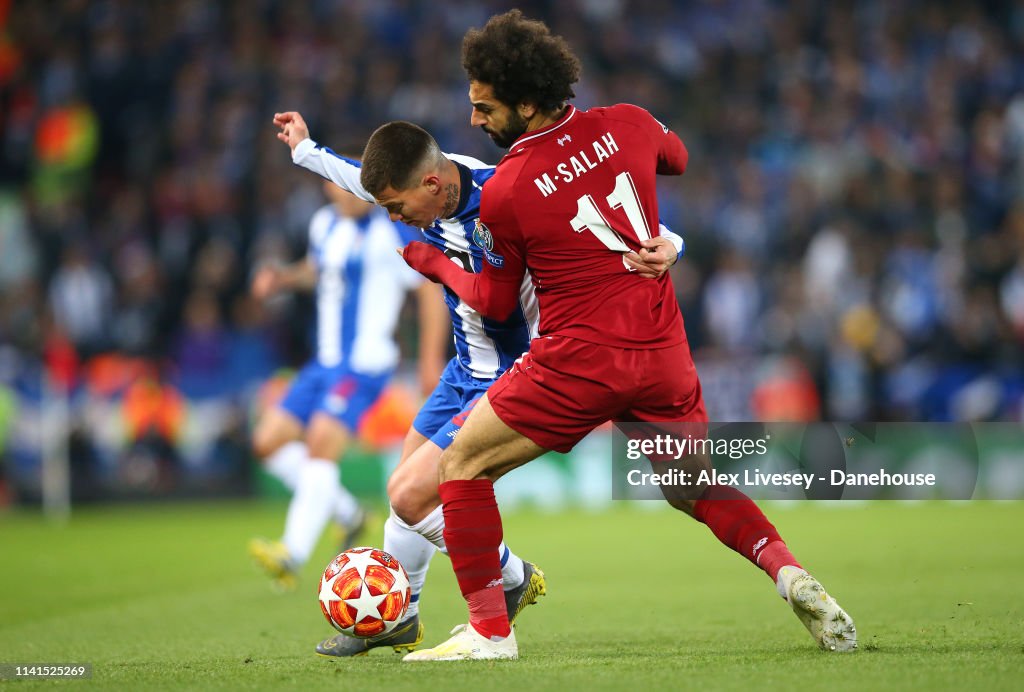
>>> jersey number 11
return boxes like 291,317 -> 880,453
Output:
570,171 -> 651,255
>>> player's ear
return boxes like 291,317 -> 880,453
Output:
422,174 -> 441,194
518,101 -> 538,119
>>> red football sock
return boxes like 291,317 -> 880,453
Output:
439,479 -> 510,639
757,540 -> 801,582
693,484 -> 801,581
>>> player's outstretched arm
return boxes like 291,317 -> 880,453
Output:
271,111 -> 375,203
400,242 -> 520,321
251,258 -> 317,299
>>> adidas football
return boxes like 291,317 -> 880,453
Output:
317,547 -> 411,638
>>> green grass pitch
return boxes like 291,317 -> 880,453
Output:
1,501 -> 1022,690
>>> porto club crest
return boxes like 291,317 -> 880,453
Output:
472,220 -> 494,251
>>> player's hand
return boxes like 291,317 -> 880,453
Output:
624,236 -> 678,278
273,111 -> 311,152
251,265 -> 282,299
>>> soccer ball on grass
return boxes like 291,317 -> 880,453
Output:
317,547 -> 411,638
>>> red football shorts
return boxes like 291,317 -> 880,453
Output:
487,335 -> 707,453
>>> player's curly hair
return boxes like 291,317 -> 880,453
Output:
360,121 -> 444,195
462,9 -> 581,113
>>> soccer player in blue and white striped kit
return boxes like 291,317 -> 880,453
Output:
249,180 -> 448,593
274,110 -> 685,657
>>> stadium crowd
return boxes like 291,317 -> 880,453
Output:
0,0 -> 1022,463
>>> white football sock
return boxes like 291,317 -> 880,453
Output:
282,458 -> 338,565
264,441 -> 306,491
332,469 -> 363,527
410,505 -> 446,549
498,541 -> 525,590
384,508 -> 438,619
412,505 -> 527,590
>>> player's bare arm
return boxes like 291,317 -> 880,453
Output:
250,258 -> 317,299
414,282 -> 450,397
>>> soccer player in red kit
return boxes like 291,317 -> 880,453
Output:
400,10 -> 856,661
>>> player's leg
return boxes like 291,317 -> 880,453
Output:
398,427 -> 431,471
372,363 -> 464,631
387,432 -> 542,619
383,428 -> 438,622
628,343 -> 799,566
689,474 -> 856,650
285,368 -> 393,568
281,410 -> 356,569
387,438 -> 444,525
252,364 -> 321,491
630,343 -> 856,651
249,365 -> 320,588
437,396 -> 545,482
386,357 -> 480,526
387,372 -> 541,620
251,408 -> 306,490
403,393 -> 543,661
406,337 -> 607,661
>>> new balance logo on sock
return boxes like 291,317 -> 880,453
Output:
752,536 -> 769,559
486,578 -> 503,589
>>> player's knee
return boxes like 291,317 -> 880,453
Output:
387,471 -> 435,525
663,494 -> 698,517
305,415 -> 349,460
659,451 -> 711,517
438,447 -> 486,482
385,473 -> 405,515
250,428 -> 276,461
438,448 -> 457,482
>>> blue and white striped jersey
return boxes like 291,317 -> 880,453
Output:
308,203 -> 423,374
293,138 -> 685,380
294,139 -> 538,380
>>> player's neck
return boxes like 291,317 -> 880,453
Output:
439,158 -> 462,218
525,105 -> 570,133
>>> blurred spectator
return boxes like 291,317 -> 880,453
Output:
0,191 -> 37,288
703,250 -> 760,353
172,289 -> 231,399
48,242 -> 114,356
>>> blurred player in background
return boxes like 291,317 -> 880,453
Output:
399,10 -> 856,661
248,180 -> 448,593
274,110 -> 684,656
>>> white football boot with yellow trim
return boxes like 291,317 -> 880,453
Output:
402,623 -> 518,661
779,566 -> 857,652
247,538 -> 297,592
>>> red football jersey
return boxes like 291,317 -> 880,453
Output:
478,103 -> 688,348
